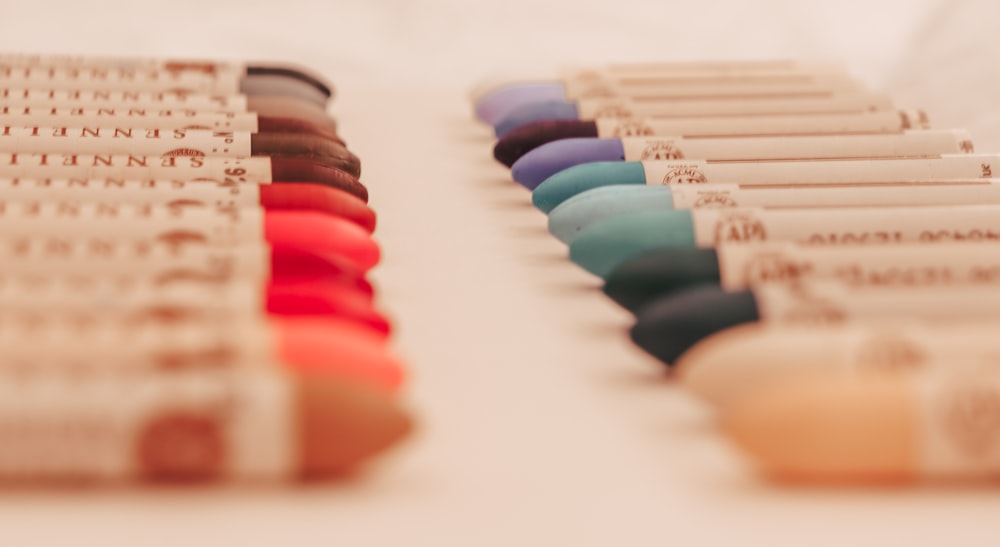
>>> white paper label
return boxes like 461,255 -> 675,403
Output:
0,277 -> 265,318
0,108 -> 258,132
595,111 -> 920,138
568,78 -> 861,100
0,317 -> 277,366
578,93 -> 894,119
0,239 -> 270,279
0,202 -> 265,246
690,205 -> 1000,248
754,281 -> 1000,324
0,66 -> 240,94
920,364 -> 1000,477
0,154 -> 272,183
669,181 -> 1000,210
0,178 -> 260,208
0,126 -> 255,155
715,241 -> 1000,291
622,130 -> 969,162
645,154 -> 992,186
0,367 -> 294,480
0,88 -> 248,111
559,60 -> 847,80
0,55 -> 246,74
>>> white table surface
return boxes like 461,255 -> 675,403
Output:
1,1 -> 1000,545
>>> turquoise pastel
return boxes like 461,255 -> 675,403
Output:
568,210 -> 697,278
532,161 -> 646,213
547,186 -> 675,244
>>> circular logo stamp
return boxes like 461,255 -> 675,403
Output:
612,120 -> 654,137
640,141 -> 684,161
662,165 -> 707,184
691,191 -> 737,208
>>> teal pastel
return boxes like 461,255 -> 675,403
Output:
532,161 -> 646,213
568,210 -> 697,278
547,186 -> 675,244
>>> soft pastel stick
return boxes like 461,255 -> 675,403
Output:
722,366 -> 1000,483
604,238 -> 1000,312
631,281 -> 1000,365
0,126 -> 359,176
0,239 -> 375,296
677,322 -> 1000,409
0,153 -> 367,202
569,201 -> 1000,278
475,60 -> 852,124
0,314 -> 400,389
0,276 -> 389,335
534,151 -> 989,210
550,179 -> 1000,246
493,89 -> 887,137
512,129 -> 970,187
494,110 -> 928,168
0,62 -> 331,105
0,369 -> 411,481
0,202 -> 379,272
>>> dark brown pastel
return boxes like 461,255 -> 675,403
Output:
251,133 -> 360,178
271,157 -> 368,202
493,120 -> 599,167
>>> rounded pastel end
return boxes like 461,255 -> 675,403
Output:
259,184 -> 376,233
569,211 -> 697,278
603,248 -> 722,312
264,211 -> 380,272
270,158 -> 368,203
247,63 -> 334,99
474,83 -> 565,125
266,280 -> 391,335
494,100 -> 580,137
268,250 -> 374,297
720,375 -> 916,483
273,316 -> 404,392
295,376 -> 413,477
630,286 -> 760,366
242,74 -> 329,108
532,161 -> 646,208
548,186 -> 674,244
493,120 -> 599,168
251,133 -> 360,178
512,138 -> 625,189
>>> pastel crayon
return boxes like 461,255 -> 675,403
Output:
572,202 -> 1000,278
631,281 -> 1000,365
493,78 -> 871,138
550,179 -> 1000,245
0,202 -> 380,272
0,154 -> 367,202
494,88 -> 885,137
677,322 -> 1000,409
534,151 -> 989,210
0,239 -> 375,297
0,62 -> 331,105
474,60 -> 851,123
0,276 -> 389,335
0,127 -> 359,177
722,365 -> 1000,483
0,179 -> 374,230
511,129 -> 970,186
0,93 -> 341,141
494,109 -> 928,167
604,239 -> 1000,312
0,367 -> 409,480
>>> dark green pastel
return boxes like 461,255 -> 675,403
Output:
630,285 -> 759,366
603,248 -> 722,312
